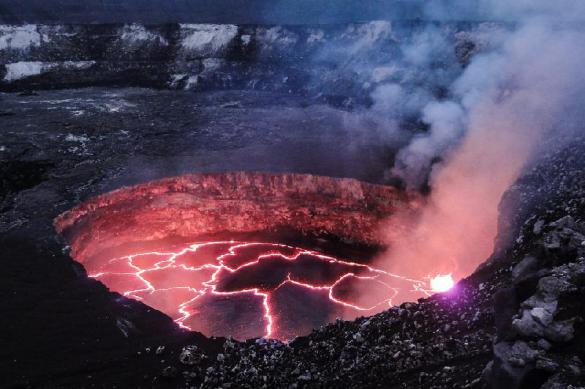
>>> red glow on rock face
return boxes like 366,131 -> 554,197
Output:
85,241 -> 432,341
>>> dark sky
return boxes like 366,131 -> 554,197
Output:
0,0 -> 424,24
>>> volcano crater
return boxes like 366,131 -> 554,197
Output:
55,172 -> 424,340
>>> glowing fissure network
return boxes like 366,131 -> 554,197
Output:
87,241 -> 451,340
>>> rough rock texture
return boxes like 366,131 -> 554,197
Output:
470,135 -> 585,388
171,281 -> 496,388
0,22 -> 497,104
126,132 -> 585,389
2,93 -> 584,387
485,216 -> 585,388
55,172 -> 421,262
1,26 -> 584,387
0,87 -> 417,387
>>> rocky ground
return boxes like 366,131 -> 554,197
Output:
0,88 -> 396,388
54,172 -> 419,261
115,134 -> 585,388
0,22 -> 491,106
1,90 -> 584,388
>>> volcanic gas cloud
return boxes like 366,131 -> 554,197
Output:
372,17 -> 585,293
55,172 -> 440,341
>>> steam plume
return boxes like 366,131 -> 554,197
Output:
378,12 -> 585,292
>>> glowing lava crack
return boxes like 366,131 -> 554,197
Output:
86,241 -> 432,341
54,173 -> 446,340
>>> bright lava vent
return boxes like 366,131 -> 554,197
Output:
430,274 -> 455,293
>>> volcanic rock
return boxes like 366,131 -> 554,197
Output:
2,21 -> 585,388
487,214 -> 585,388
0,22 -> 501,110
512,256 -> 539,281
54,172 -> 421,262
179,345 -> 207,366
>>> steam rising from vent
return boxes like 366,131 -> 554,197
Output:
372,5 -> 585,288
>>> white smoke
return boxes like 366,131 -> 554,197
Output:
373,8 -> 585,297
391,100 -> 465,188
314,22 -> 470,156
382,22 -> 501,188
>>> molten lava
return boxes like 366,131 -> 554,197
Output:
86,241 -> 430,340
54,172 -> 434,340
430,274 -> 455,293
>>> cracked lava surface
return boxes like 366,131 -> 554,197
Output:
85,241 -> 432,341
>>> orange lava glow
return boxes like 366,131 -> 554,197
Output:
430,274 -> 454,293
85,241 -> 436,340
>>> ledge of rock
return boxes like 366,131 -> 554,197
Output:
55,172 -> 422,262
